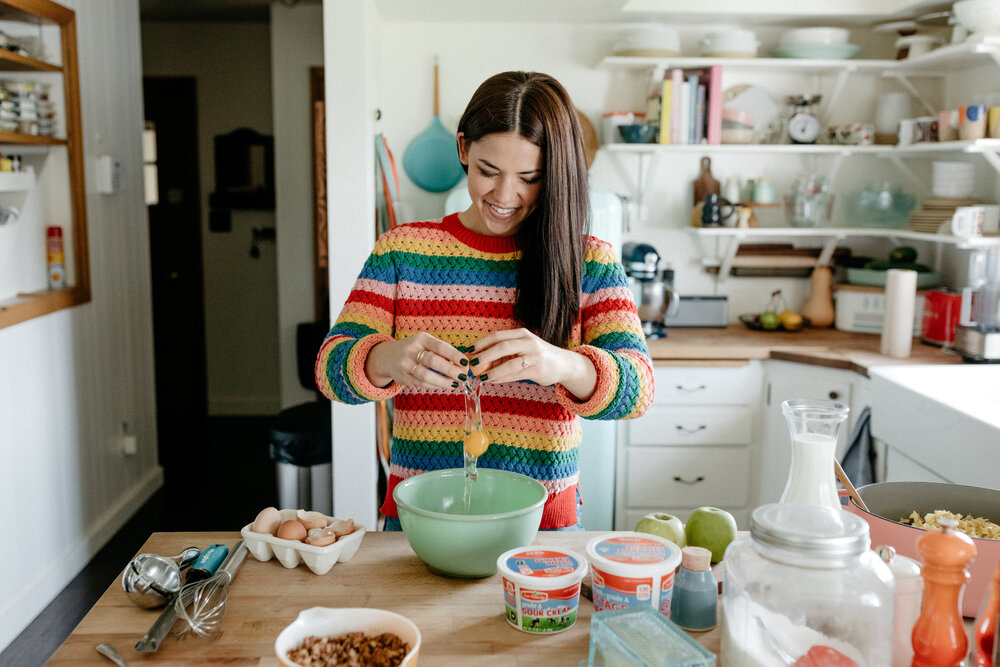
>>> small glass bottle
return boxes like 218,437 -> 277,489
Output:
669,546 -> 717,631
779,399 -> 849,510
911,517 -> 977,667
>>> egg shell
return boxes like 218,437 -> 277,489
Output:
276,519 -> 308,542
329,518 -> 356,537
251,506 -> 282,535
296,509 -> 328,531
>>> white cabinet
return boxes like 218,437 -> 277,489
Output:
615,362 -> 762,530
757,360 -> 869,506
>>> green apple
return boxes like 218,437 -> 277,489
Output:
684,506 -> 737,563
633,512 -> 686,548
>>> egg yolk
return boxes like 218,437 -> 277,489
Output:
463,430 -> 490,458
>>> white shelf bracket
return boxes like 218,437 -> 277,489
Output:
716,232 -> 745,281
975,146 -> 1000,178
819,69 -> 852,127
608,150 -> 660,218
827,152 -> 848,185
882,72 -> 936,116
886,154 -> 932,196
815,233 -> 845,266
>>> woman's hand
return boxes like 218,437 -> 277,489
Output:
366,333 -> 469,390
470,328 -> 597,401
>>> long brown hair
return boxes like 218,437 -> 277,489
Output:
457,71 -> 589,346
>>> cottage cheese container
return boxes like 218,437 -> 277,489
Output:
721,503 -> 894,666
585,532 -> 682,617
497,546 -> 588,634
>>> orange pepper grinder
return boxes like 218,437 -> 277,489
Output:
974,559 -> 1000,666
911,517 -> 977,667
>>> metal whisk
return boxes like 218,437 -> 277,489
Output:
174,540 -> 247,639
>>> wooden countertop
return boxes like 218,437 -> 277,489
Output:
647,325 -> 963,375
49,531 -> 720,666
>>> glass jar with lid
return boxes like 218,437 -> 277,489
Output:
721,503 -> 894,666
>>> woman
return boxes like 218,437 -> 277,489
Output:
316,71 -> 654,530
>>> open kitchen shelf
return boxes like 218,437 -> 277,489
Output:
0,0 -> 88,331
692,227 -> 1000,281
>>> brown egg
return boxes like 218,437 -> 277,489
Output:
251,506 -> 282,535
276,519 -> 307,542
296,509 -> 328,531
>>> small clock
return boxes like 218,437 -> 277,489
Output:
788,112 -> 820,144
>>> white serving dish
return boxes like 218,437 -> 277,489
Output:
240,509 -> 365,575
612,25 -> 680,57
275,607 -> 421,667
699,28 -> 758,57
781,27 -> 850,45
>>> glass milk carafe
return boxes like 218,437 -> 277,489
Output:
779,399 -> 849,509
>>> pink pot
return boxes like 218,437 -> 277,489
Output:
844,481 -> 1000,617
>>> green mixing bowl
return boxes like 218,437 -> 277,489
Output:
393,468 -> 548,578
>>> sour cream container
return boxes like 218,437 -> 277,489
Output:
585,532 -> 683,617
496,546 -> 588,634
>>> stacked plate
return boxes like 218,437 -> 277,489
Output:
932,161 -> 976,199
909,196 -> 983,232
771,26 -> 860,59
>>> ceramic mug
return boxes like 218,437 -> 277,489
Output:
951,206 -> 985,238
938,109 -> 959,142
989,107 -> 1000,139
897,118 -> 917,146
960,105 -> 987,140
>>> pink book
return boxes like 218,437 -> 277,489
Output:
669,68 -> 683,144
701,65 -> 723,145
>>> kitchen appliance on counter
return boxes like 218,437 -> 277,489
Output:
954,246 -> 1000,363
920,288 -> 963,346
622,242 -> 679,339
664,295 -> 728,327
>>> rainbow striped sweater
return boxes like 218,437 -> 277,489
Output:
315,214 -> 654,528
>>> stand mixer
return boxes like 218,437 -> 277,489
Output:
954,245 -> 1000,363
622,242 -> 680,339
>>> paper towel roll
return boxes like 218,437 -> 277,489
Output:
881,269 -> 918,358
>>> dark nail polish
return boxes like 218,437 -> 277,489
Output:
469,345 -> 476,352
460,358 -> 468,366
459,374 -> 467,381
451,382 -> 459,388
471,358 -> 480,366
480,373 -> 488,381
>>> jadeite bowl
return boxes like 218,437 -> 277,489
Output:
393,468 -> 547,578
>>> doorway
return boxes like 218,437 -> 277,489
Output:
143,76 -> 208,471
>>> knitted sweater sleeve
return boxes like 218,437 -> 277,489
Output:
556,238 -> 655,420
315,232 -> 403,404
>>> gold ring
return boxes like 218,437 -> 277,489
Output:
416,349 -> 426,365
521,358 -> 529,370
410,362 -> 420,375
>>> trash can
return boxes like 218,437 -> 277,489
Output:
269,401 -> 332,515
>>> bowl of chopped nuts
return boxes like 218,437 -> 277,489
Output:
275,607 -> 421,667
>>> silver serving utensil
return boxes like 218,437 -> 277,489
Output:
96,642 -> 129,666
121,546 -> 200,609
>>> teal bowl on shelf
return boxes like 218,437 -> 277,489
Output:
770,43 -> 861,59
842,188 -> 917,229
618,123 -> 657,144
393,468 -> 547,578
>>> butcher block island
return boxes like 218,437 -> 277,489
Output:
49,531 -> 721,666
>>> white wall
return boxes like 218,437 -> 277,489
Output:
141,22 -> 280,415
0,0 -> 157,651
271,3 -> 325,408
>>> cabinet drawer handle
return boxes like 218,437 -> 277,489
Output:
829,391 -> 840,400
675,384 -> 707,393
673,475 -> 705,485
675,425 -> 707,434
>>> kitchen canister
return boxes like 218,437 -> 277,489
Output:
585,532 -> 682,617
496,546 -> 588,634
876,545 -> 923,667
721,503 -> 895,666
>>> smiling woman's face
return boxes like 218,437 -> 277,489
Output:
457,132 -> 543,237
